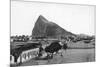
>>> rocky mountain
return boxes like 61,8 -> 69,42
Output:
32,15 -> 75,38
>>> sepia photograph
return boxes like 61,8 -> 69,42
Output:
10,0 -> 95,67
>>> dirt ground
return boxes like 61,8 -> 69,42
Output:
19,48 -> 95,66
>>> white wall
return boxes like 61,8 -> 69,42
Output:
21,48 -> 39,62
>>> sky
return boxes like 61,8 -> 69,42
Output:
11,0 -> 95,36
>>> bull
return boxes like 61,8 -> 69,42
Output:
44,41 -> 68,58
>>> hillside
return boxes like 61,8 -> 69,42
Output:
32,15 -> 75,38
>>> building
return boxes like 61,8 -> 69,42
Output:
10,42 -> 41,64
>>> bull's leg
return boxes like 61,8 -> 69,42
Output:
57,49 -> 63,57
60,53 -> 63,57
48,53 -> 53,59
59,50 -> 64,57
47,53 -> 53,63
47,53 -> 50,63
50,53 -> 53,59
